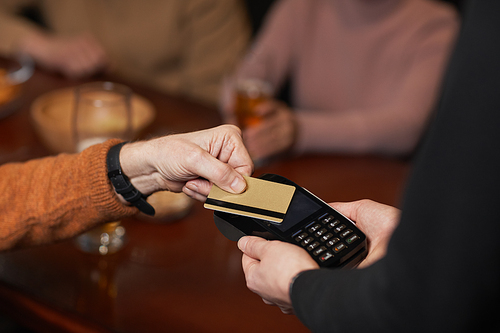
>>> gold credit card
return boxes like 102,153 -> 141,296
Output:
204,176 -> 296,223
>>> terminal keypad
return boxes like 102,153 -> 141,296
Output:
292,213 -> 361,264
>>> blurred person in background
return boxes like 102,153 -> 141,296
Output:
221,0 -> 459,161
0,0 -> 250,106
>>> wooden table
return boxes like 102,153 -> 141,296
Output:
0,63 -> 411,333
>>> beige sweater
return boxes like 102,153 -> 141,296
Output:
0,0 -> 251,105
0,139 -> 137,251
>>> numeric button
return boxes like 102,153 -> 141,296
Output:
301,237 -> 314,246
326,220 -> 340,229
295,232 -> 308,242
321,233 -> 333,242
315,228 -> 327,237
307,241 -> 320,251
326,237 -> 340,247
308,224 -> 321,233
320,215 -> 334,224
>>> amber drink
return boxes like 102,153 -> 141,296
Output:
235,79 -> 272,129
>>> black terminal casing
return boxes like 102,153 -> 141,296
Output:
213,174 -> 367,269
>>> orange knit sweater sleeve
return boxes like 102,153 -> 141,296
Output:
0,139 -> 138,251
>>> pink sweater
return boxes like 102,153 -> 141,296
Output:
227,0 -> 459,154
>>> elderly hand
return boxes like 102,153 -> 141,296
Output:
243,100 -> 297,161
20,32 -> 109,78
119,125 -> 253,202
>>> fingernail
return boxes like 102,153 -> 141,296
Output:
237,237 -> 248,251
231,176 -> 247,193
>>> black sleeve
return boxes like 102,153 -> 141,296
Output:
291,1 -> 500,332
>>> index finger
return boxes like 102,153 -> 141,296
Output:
193,151 -> 249,194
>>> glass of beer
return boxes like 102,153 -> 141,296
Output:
234,78 -> 272,130
73,81 -> 132,151
72,81 -> 132,255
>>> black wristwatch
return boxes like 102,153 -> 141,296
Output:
106,142 -> 155,216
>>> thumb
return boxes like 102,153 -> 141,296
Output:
194,151 -> 248,194
238,236 -> 268,259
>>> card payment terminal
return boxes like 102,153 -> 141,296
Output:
213,174 -> 367,268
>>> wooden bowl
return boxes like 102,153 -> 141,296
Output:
30,87 -> 156,153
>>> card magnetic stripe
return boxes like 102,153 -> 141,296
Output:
205,198 -> 285,220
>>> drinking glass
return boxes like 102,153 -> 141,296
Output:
234,78 -> 272,130
72,81 -> 132,255
73,81 -> 132,150
233,78 -> 273,168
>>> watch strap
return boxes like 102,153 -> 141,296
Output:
107,142 -> 155,216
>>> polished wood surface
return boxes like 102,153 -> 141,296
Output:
0,62 -> 411,333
